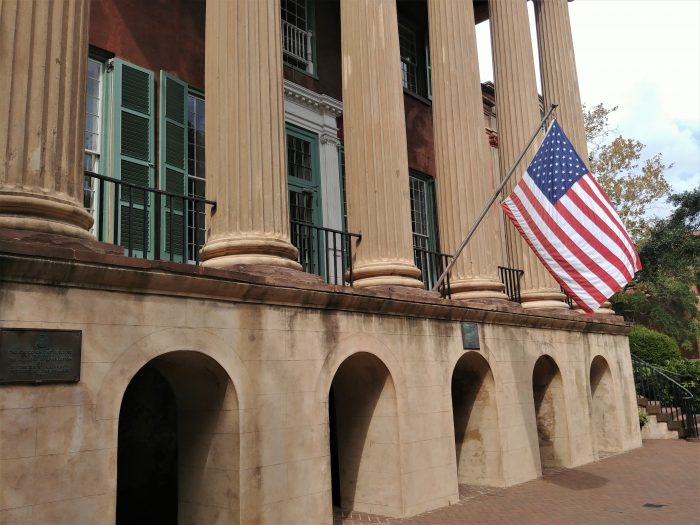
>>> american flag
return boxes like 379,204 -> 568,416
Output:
501,121 -> 641,314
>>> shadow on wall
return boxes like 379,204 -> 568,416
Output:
328,352 -> 402,516
532,355 -> 571,469
451,352 -> 503,486
117,351 -> 240,525
590,355 -> 622,455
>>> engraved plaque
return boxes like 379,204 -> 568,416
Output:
460,322 -> 480,350
0,329 -> 81,384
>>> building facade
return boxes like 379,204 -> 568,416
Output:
0,0 -> 641,524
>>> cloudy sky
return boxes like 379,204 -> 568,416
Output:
475,0 -> 700,218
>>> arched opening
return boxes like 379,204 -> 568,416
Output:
451,352 -> 502,486
590,356 -> 622,455
532,355 -> 570,468
117,351 -> 240,524
328,352 -> 402,517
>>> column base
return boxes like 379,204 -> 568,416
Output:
351,260 -> 424,289
448,277 -> 509,302
520,289 -> 570,310
572,301 -> 616,316
0,193 -> 94,239
200,234 -> 302,270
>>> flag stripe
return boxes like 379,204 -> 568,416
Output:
520,176 -> 621,294
567,183 -> 638,272
502,197 -> 596,313
557,192 -> 636,280
578,175 -> 639,267
509,186 -> 608,304
500,120 -> 640,313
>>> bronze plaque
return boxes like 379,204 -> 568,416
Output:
0,329 -> 81,384
461,322 -> 480,350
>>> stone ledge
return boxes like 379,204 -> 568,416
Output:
0,228 -> 631,335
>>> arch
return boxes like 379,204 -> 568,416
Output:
532,354 -> 571,468
589,355 -> 623,455
97,327 -> 252,422
328,351 -> 403,517
451,352 -> 503,486
117,350 -> 240,524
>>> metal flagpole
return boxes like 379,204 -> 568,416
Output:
431,103 -> 559,293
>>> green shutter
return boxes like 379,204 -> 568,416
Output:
159,71 -> 188,262
110,59 -> 155,258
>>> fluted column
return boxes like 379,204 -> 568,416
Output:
535,0 -> 613,314
534,0 -> 588,164
340,0 -> 423,288
428,0 -> 506,301
200,0 -> 300,269
489,0 -> 568,309
0,0 -> 93,238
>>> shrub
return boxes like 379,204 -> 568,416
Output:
629,325 -> 680,365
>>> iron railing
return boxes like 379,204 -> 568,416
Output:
282,20 -> 313,73
84,171 -> 216,263
498,266 -> 524,303
414,246 -> 452,297
290,220 -> 360,286
632,355 -> 698,439
561,286 -> 574,308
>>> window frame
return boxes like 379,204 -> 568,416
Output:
409,170 -> 439,254
281,0 -> 318,79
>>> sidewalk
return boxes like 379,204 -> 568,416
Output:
335,440 -> 700,525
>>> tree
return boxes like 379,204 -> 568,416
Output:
611,189 -> 700,356
584,104 -> 672,241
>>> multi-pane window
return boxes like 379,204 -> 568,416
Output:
409,174 -> 431,251
187,93 -> 206,262
409,172 -> 440,287
287,135 -> 313,182
83,58 -> 103,229
399,24 -> 419,95
281,0 -> 314,74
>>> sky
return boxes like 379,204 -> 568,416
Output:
475,0 -> 700,219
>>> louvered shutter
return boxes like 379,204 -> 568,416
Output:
110,59 -> 155,258
159,72 -> 188,262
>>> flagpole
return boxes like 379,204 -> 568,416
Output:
431,103 -> 559,293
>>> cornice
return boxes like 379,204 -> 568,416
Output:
284,80 -> 343,117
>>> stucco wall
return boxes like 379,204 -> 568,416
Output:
0,277 -> 641,524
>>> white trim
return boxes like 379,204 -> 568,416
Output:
283,80 -> 344,233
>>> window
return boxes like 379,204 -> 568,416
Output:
409,171 -> 440,287
83,55 -> 206,262
83,58 -> 104,230
286,124 -> 322,274
399,24 -> 419,94
187,93 -> 206,262
398,22 -> 432,100
281,0 -> 315,75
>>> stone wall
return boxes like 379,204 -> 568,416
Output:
0,247 -> 641,524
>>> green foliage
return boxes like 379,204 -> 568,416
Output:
638,408 -> 649,428
629,325 -> 680,364
611,189 -> 700,352
584,103 -> 672,241
664,358 -> 700,408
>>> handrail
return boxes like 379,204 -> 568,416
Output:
289,219 -> 360,286
632,356 -> 694,399
498,266 -> 524,303
631,355 -> 698,439
83,170 -> 215,264
413,246 -> 452,297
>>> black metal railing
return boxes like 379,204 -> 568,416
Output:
290,220 -> 361,286
498,266 -> 524,303
632,355 -> 698,439
414,246 -> 452,297
561,286 -> 574,308
83,171 -> 216,264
